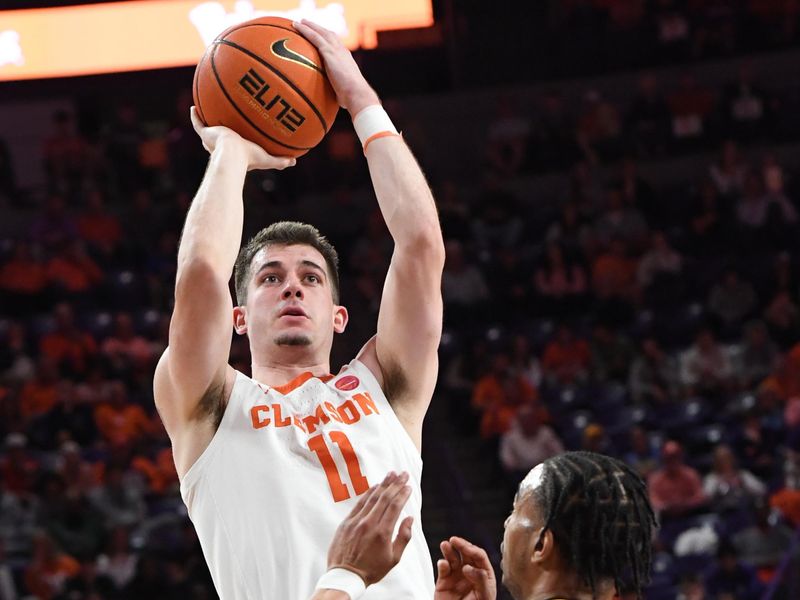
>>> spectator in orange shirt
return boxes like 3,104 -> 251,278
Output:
0,239 -> 48,315
131,446 -> 179,496
592,238 -> 639,302
46,240 -> 103,296
102,312 -> 156,374
76,189 -> 122,259
93,381 -> 156,447
39,303 -> 97,377
472,351 -> 538,440
18,356 -> 62,424
42,110 -> 89,198
24,530 -> 81,600
541,324 -> 592,385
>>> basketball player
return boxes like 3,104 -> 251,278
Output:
153,18 -> 444,600
315,452 -> 657,600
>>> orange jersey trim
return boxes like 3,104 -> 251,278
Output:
270,371 -> 334,395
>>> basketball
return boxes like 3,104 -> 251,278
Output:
192,16 -> 339,158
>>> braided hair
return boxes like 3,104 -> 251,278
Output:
531,451 -> 657,598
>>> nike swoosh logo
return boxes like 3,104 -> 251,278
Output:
270,39 -> 322,73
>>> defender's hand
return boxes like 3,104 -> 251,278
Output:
434,537 -> 497,600
292,19 -> 380,115
326,471 -> 414,586
190,106 -> 296,171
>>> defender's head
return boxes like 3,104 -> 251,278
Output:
501,452 -> 656,600
233,221 -> 347,355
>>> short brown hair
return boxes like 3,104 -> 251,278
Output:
234,221 -> 340,306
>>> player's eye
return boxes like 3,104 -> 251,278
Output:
263,275 -> 279,284
305,274 -> 320,283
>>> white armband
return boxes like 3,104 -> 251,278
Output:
314,568 -> 367,600
352,105 -> 400,152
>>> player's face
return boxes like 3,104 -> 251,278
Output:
239,244 -> 346,351
501,464 -> 545,598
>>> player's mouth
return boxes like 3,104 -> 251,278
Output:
278,305 -> 308,319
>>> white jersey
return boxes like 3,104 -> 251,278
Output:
179,358 -> 435,600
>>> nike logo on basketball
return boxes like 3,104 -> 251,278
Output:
270,39 -> 322,73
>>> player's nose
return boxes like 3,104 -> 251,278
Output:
282,280 -> 303,299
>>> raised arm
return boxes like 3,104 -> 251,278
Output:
295,21 -> 445,448
153,109 -> 294,477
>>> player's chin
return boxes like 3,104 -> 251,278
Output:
274,332 -> 313,347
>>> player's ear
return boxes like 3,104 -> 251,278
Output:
333,305 -> 348,334
233,305 -> 248,335
530,528 -> 555,565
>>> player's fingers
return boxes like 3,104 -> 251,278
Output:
292,20 -> 327,49
299,19 -> 338,43
436,558 -> 451,579
269,156 -> 297,170
347,481 -> 379,519
449,537 -> 493,570
189,106 -> 207,133
365,471 -> 407,522
440,540 -> 462,572
462,564 -> 495,593
391,515 -> 413,560
376,475 -> 411,528
359,471 -> 397,516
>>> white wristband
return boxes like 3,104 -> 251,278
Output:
314,568 -> 367,599
352,105 -> 399,151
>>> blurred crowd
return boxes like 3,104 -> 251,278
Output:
1,6 -> 800,599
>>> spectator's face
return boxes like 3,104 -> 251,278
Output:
664,454 -> 681,473
652,233 -> 667,252
547,243 -> 563,264
747,325 -> 766,347
557,327 -> 573,344
610,240 -> 626,256
722,141 -> 739,166
54,303 -> 74,330
493,354 -> 511,375
724,271 -> 739,287
520,410 -> 541,435
513,335 -> 529,356
744,173 -> 763,198
713,446 -> 735,472
607,190 -> 623,212
115,313 -> 134,338
643,339 -> 661,359
719,553 -> 737,573
631,428 -> 647,452
697,331 -> 714,351
37,356 -> 59,382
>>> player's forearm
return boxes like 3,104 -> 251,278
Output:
364,136 -> 443,255
176,140 -> 248,276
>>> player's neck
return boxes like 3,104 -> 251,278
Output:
251,357 -> 331,388
524,572 -> 612,600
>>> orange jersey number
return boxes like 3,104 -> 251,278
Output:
308,432 -> 369,502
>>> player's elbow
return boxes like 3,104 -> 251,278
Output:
399,227 -> 445,268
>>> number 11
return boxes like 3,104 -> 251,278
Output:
308,432 -> 369,502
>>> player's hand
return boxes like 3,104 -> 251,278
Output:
189,106 -> 296,171
292,19 -> 380,115
326,471 -> 414,586
434,537 -> 497,600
